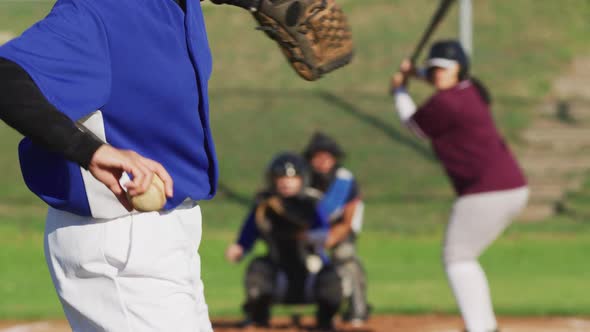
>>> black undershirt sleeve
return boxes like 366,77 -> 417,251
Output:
0,57 -> 104,169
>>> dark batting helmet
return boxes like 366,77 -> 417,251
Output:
426,40 -> 469,80
302,132 -> 344,162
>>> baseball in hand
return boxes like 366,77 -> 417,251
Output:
128,174 -> 167,212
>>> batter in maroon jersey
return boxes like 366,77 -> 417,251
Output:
391,40 -> 528,332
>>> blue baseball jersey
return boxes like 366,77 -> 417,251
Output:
0,0 -> 218,217
317,167 -> 359,223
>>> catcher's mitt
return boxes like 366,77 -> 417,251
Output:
211,0 -> 354,81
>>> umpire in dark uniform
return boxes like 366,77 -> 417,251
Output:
303,132 -> 370,326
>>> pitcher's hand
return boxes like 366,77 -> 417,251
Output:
88,145 -> 173,211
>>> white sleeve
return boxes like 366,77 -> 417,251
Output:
393,87 -> 417,123
392,87 -> 427,138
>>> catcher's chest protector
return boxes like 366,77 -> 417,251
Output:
256,195 -> 319,264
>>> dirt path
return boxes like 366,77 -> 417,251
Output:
2,316 -> 590,332
518,57 -> 590,221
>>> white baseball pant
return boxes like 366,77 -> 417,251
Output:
444,186 -> 529,332
44,201 -> 213,332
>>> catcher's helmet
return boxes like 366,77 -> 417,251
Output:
426,40 -> 469,80
303,132 -> 344,162
266,152 -> 309,190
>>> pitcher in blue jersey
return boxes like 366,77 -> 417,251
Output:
303,132 -> 370,326
0,0 -> 226,330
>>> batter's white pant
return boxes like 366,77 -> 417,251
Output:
444,186 -> 529,332
44,202 -> 213,332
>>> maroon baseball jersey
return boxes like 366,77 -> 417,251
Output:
411,81 -> 526,196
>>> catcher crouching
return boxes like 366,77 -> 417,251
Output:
225,152 -> 342,330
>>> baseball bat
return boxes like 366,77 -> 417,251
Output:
410,0 -> 456,63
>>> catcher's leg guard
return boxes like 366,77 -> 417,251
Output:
339,258 -> 369,321
332,241 -> 369,322
243,257 -> 276,325
314,264 -> 342,329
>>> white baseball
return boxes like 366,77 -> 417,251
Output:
128,174 -> 166,212
306,254 -> 323,274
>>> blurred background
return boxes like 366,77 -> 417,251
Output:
0,0 -> 589,327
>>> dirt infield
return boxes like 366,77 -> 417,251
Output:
2,316 -> 590,332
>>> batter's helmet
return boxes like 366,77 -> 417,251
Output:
426,40 -> 469,80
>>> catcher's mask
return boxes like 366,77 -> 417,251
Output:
425,40 -> 469,81
266,152 -> 309,196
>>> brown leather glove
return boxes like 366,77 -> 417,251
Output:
211,0 -> 354,81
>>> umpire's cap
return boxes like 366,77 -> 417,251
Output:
303,132 -> 345,161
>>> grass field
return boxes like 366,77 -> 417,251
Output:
2,209 -> 590,319
1,0 -> 590,320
